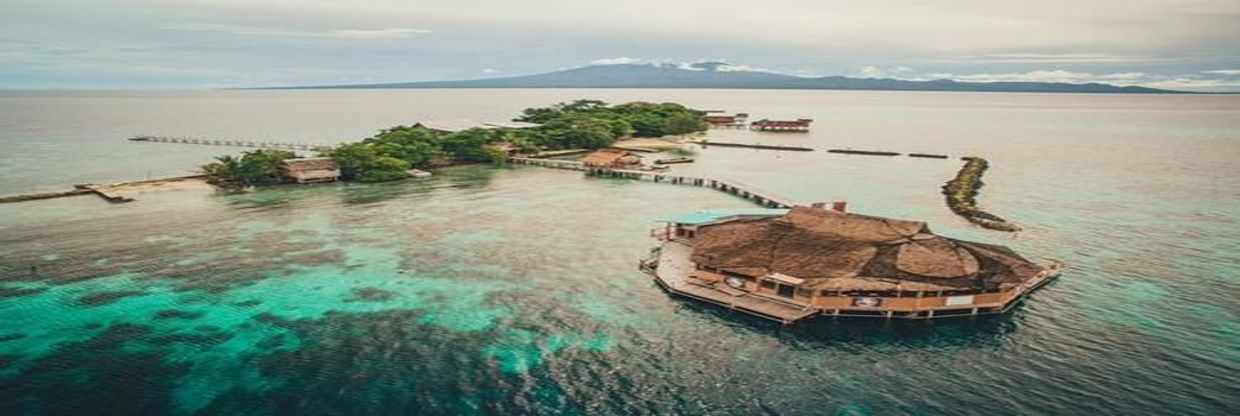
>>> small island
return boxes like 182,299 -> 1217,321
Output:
200,100 -> 709,187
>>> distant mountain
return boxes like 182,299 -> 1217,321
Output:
278,62 -> 1181,94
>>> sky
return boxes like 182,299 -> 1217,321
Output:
2,0 -> 1239,91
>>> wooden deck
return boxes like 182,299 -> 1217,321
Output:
647,241 -> 818,324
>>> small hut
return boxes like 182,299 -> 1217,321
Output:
280,157 -> 340,183
581,148 -> 642,168
704,112 -> 749,128
750,118 -> 813,132
644,205 -> 1061,322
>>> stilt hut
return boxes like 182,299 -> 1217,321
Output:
280,157 -> 341,184
644,205 -> 1061,322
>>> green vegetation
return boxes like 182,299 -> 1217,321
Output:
514,100 -> 708,149
200,149 -> 296,187
203,100 -> 708,186
942,157 -> 1021,232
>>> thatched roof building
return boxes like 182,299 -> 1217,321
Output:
689,206 -> 1042,291
581,148 -> 641,168
280,157 -> 340,183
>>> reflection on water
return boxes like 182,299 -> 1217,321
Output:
1,90 -> 1238,415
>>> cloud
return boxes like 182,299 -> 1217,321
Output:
857,66 -> 915,78
714,63 -> 770,72
587,58 -> 773,73
588,57 -> 652,65
1203,69 -> 1240,75
947,53 -> 1152,63
921,69 -> 1240,91
481,68 -> 498,74
165,23 -> 430,39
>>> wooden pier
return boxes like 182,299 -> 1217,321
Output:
129,136 -> 328,151
507,157 -> 587,170
586,168 -> 795,208
508,157 -> 797,208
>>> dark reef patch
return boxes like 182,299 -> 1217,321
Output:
76,290 -> 145,306
0,323 -> 188,416
234,299 -> 262,307
0,286 -> 46,298
347,287 -> 397,302
148,332 -> 233,346
0,333 -> 28,342
153,309 -> 205,320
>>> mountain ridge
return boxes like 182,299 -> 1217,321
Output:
272,62 -> 1183,94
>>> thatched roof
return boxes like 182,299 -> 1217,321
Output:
689,206 -> 1042,290
281,157 -> 339,172
581,148 -> 641,167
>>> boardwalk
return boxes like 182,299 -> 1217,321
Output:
129,136 -> 328,151
507,156 -> 797,208
586,168 -> 796,208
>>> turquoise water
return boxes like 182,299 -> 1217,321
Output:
1,90 -> 1238,415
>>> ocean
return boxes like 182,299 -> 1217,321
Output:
1,89 -> 1237,415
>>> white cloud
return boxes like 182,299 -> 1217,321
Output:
1203,69 -> 1240,75
165,23 -> 430,39
857,66 -> 914,78
921,69 -> 1240,91
481,68 -> 498,74
714,64 -> 769,72
588,57 -> 651,65
858,66 -> 886,78
946,53 -> 1152,63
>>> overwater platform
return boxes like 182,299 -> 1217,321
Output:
644,241 -> 817,324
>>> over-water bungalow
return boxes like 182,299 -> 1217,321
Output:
704,111 -> 749,128
581,148 -> 642,168
750,118 -> 813,132
642,205 -> 1062,323
280,157 -> 341,184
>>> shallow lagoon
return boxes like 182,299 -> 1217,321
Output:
1,90 -> 1238,414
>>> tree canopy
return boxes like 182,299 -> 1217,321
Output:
200,149 -> 296,187
513,100 -> 708,149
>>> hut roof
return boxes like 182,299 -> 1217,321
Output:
581,148 -> 640,166
281,157 -> 339,172
689,206 -> 1042,289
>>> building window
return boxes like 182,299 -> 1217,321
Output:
760,280 -> 776,289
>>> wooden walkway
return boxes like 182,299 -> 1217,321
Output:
508,157 -> 587,170
507,157 -> 796,208
129,136 -> 328,151
586,168 -> 795,208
